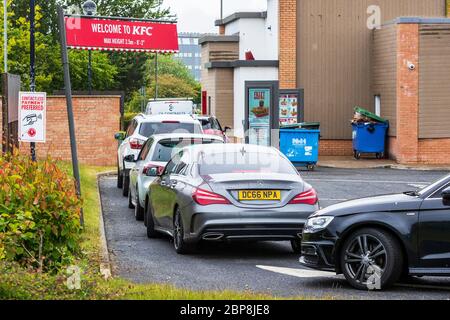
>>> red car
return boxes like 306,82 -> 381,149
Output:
195,115 -> 230,142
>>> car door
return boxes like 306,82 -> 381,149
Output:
151,158 -> 178,229
130,138 -> 153,199
418,182 -> 450,268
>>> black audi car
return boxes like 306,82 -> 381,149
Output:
300,174 -> 450,290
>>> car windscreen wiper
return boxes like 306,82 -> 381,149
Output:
404,190 -> 419,197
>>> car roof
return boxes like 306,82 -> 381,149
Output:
193,115 -> 216,120
135,114 -> 200,124
150,133 -> 224,143
181,143 -> 280,158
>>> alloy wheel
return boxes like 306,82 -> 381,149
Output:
343,234 -> 387,286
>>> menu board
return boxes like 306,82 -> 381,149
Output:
279,93 -> 299,126
248,88 -> 271,146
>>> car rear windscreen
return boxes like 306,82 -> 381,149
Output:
152,138 -> 222,162
200,119 -> 221,131
139,122 -> 200,137
198,152 -> 297,175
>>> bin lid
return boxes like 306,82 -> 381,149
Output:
281,122 -> 320,129
354,106 -> 388,124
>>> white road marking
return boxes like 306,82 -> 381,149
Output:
305,179 -> 431,185
256,265 -> 337,279
256,266 -> 450,291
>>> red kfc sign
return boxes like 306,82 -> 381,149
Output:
65,16 -> 179,53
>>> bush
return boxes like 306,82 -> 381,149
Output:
0,153 -> 82,272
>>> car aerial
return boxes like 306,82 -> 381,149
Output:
144,143 -> 319,254
300,174 -> 450,291
194,115 -> 230,142
115,114 -> 203,197
127,133 -> 225,222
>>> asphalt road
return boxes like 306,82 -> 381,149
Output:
100,167 -> 450,300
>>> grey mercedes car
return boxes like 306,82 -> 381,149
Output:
144,143 -> 319,254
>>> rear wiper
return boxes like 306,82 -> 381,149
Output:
404,190 -> 419,197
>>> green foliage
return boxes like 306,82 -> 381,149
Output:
125,55 -> 202,113
0,153 -> 83,272
0,3 -> 118,93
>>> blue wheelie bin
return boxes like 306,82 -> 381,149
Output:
352,122 -> 389,159
280,128 -> 320,170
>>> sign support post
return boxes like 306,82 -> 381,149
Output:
30,0 -> 36,161
154,53 -> 159,100
57,6 -> 83,226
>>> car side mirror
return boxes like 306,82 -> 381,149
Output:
224,126 -> 232,133
442,187 -> 450,206
115,131 -> 125,141
124,154 -> 136,163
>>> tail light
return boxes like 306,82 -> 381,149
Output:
289,188 -> 318,205
130,138 -> 145,150
192,188 -> 231,206
143,164 -> 165,176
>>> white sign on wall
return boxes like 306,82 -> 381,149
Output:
18,92 -> 47,143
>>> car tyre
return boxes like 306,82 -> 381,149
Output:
122,173 -> 129,197
339,228 -> 403,291
117,165 -> 123,189
134,190 -> 144,221
146,201 -> 159,239
128,187 -> 135,209
173,208 -> 193,254
291,239 -> 302,253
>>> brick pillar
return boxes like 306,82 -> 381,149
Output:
279,0 -> 297,89
396,24 -> 419,164
219,25 -> 225,35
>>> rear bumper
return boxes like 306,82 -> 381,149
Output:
198,223 -> 304,242
184,207 -> 317,243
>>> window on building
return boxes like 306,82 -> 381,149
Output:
182,38 -> 190,45
374,95 -> 381,117
193,38 -> 199,45
188,65 -> 193,70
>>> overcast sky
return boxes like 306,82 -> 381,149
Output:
162,0 -> 267,33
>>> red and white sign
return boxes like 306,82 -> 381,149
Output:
65,16 -> 179,53
18,92 -> 46,143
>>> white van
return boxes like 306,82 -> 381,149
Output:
146,99 -> 194,115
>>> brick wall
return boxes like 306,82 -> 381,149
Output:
19,95 -> 120,166
396,24 -> 420,164
389,23 -> 450,165
279,0 -> 297,89
319,140 -> 354,156
418,139 -> 450,164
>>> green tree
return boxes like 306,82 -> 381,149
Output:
125,55 -> 201,113
0,3 -> 118,92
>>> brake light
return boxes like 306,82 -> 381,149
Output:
130,138 -> 145,150
289,188 -> 318,205
192,188 -> 231,206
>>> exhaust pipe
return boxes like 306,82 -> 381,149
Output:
202,233 -> 225,241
